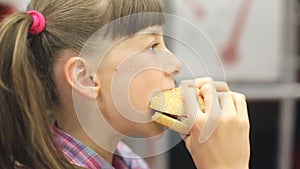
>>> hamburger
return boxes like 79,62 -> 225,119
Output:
149,88 -> 205,134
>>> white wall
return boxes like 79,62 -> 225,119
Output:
163,0 -> 285,82
1,0 -> 30,11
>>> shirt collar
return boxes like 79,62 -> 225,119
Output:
51,122 -> 149,169
51,122 -> 128,169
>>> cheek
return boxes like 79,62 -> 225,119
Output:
129,70 -> 163,112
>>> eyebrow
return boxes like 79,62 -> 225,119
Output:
136,27 -> 162,35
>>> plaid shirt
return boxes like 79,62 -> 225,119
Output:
51,123 -> 150,169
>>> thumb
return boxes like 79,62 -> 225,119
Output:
198,84 -> 222,143
182,88 -> 203,130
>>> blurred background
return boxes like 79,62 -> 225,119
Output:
1,0 -> 299,169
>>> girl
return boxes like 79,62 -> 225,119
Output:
0,0 -> 250,168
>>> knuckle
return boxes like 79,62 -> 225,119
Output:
215,81 -> 229,90
225,92 -> 233,99
232,92 -> 246,100
196,77 -> 213,82
179,79 -> 196,87
200,84 -> 214,94
237,93 -> 246,100
195,77 -> 214,87
236,96 -> 247,106
207,77 -> 214,82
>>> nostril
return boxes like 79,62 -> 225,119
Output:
162,60 -> 182,77
163,67 -> 180,78
173,60 -> 183,76
177,62 -> 183,73
172,70 -> 180,76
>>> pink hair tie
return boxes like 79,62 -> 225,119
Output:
26,10 -> 46,35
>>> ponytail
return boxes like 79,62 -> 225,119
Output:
0,13 -> 78,169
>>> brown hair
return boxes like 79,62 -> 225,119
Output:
0,0 -> 163,168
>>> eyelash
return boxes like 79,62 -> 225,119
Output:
150,43 -> 160,53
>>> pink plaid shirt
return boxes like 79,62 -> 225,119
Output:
51,123 -> 150,169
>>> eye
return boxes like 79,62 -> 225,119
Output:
149,42 -> 160,53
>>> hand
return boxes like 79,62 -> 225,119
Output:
179,77 -> 230,92
181,81 -> 250,169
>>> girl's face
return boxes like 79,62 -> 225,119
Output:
96,26 -> 182,137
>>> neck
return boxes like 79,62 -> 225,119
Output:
53,106 -> 122,164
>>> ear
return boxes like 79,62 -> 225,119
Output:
64,57 -> 100,99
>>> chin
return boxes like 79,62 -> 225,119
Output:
126,123 -> 164,138
142,122 -> 165,138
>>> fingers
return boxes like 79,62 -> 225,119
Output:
232,92 -> 248,121
180,77 -> 248,120
179,77 -> 230,92
212,81 -> 230,92
200,84 -> 221,115
180,77 -> 249,145
179,77 -> 212,88
217,92 -> 236,115
217,91 -> 248,124
182,88 -> 203,128
194,77 -> 213,88
198,84 -> 222,143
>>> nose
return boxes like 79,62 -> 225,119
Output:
163,50 -> 183,77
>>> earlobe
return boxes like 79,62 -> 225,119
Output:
64,57 -> 100,99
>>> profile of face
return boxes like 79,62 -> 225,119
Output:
94,26 -> 182,137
